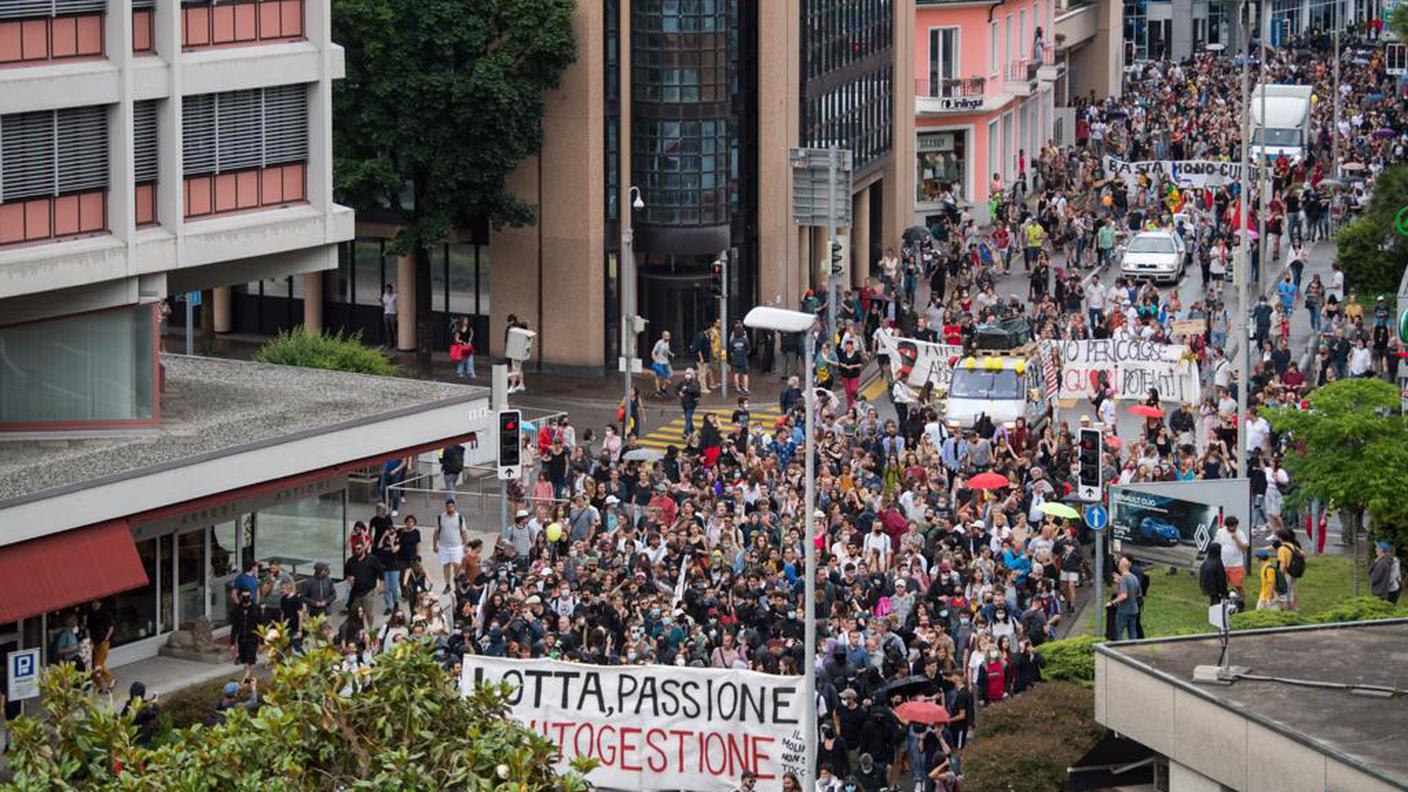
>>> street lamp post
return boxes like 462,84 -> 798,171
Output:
622,186 -> 645,437
742,306 -> 819,791
1236,0 -> 1251,482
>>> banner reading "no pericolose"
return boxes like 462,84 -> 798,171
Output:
460,657 -> 807,791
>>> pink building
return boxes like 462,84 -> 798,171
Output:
913,0 -> 1064,227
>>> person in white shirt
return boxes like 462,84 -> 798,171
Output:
1348,337 -> 1374,378
1244,412 -> 1271,456
1086,279 -> 1106,327
1327,263 -> 1345,304
650,331 -> 674,397
1216,516 -> 1250,592
433,499 -> 468,594
380,284 -> 398,348
862,524 -> 893,570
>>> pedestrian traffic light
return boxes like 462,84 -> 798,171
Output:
497,410 -> 521,471
711,258 -> 724,299
1078,427 -> 1102,502
830,239 -> 844,275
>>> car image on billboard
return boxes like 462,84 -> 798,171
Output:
1109,487 -> 1220,568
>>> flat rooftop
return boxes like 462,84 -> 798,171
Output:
1107,620 -> 1408,788
0,355 -> 485,506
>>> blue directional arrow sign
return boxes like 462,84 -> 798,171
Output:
1084,503 -> 1109,532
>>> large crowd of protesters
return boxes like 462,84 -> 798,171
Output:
17,25 -> 1405,792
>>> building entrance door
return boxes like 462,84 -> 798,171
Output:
639,269 -> 714,361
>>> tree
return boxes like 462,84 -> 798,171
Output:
1266,379 -> 1408,592
1333,164 -> 1408,301
331,0 -> 577,372
1389,3 -> 1408,41
4,627 -> 595,790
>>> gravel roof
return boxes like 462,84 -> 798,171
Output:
0,355 -> 485,505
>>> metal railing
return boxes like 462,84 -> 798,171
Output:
914,76 -> 986,99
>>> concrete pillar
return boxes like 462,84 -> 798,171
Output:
853,187 -> 871,287
396,252 -> 415,351
212,286 -> 232,332
1172,0 -> 1195,59
302,272 -> 323,334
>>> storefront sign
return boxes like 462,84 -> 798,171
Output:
1103,156 -> 1248,189
134,474 -> 348,534
918,131 -> 959,151
878,335 -> 964,390
925,96 -> 984,112
1052,339 -> 1200,403
460,657 -> 805,791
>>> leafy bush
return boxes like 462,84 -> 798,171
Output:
1310,596 -> 1401,624
1039,636 -> 1098,685
254,327 -> 397,376
6,628 -> 595,790
1227,608 -> 1310,631
963,682 -> 1106,792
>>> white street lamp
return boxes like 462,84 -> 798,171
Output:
742,305 -> 819,790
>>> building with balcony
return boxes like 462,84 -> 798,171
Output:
913,0 -> 1061,227
327,1 -> 916,372
0,0 -> 484,673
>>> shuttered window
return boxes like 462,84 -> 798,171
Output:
132,0 -> 155,7
182,84 -> 307,176
134,100 -> 158,183
0,0 -> 107,19
1,105 -> 109,203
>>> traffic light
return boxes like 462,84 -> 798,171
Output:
497,410 -> 521,470
829,239 -> 844,275
1077,427 -> 1103,501
710,258 -> 724,299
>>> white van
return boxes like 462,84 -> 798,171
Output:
942,348 -> 1050,430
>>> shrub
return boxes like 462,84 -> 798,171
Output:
1228,609 -> 1310,631
1311,596 -> 1400,624
963,682 -> 1106,792
254,327 -> 396,376
1039,636 -> 1098,685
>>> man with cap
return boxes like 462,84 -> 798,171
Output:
434,498 -> 469,594
300,561 -> 336,617
210,678 -> 258,725
509,510 -> 534,560
1370,541 -> 1401,603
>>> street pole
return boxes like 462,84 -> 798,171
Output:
1094,527 -> 1105,638
1332,7 -> 1341,181
184,292 -> 194,355
720,250 -> 729,400
826,145 -> 839,345
1258,49 -> 1268,280
802,326 -> 818,792
1236,0 -> 1250,482
622,188 -> 638,436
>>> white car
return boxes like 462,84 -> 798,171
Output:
1119,230 -> 1187,284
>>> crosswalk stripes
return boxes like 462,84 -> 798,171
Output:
636,405 -> 783,449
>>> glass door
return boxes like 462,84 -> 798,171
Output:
175,528 -> 207,627
209,517 -> 243,627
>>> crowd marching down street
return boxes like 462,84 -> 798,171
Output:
40,26 -> 1406,792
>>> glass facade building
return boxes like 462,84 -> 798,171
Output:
800,0 -> 895,173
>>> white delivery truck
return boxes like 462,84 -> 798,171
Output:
1250,84 -> 1313,163
942,344 -> 1051,430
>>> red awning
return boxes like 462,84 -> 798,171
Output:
0,520 -> 148,624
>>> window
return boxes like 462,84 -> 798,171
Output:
0,0 -> 104,65
633,117 -> 732,227
989,22 -> 999,74
917,130 -> 966,203
927,28 -> 959,93
182,84 -> 308,218
0,105 -> 109,246
134,100 -> 159,226
1019,10 -> 1026,61
133,0 -> 155,53
0,304 -> 156,428
180,0 -> 304,50
1004,15 -> 1012,69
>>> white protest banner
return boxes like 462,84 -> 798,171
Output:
1053,339 -> 1200,403
1103,156 -> 1248,189
878,334 -> 964,390
461,656 -> 806,791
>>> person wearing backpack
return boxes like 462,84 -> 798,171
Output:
1255,549 -> 1287,611
440,443 -> 465,496
1275,528 -> 1306,611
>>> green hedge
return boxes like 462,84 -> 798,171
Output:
962,682 -> 1107,792
254,328 -> 396,376
1039,636 -> 1098,685
1309,596 -> 1402,624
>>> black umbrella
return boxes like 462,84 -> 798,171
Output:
903,225 -> 933,244
877,675 -> 931,698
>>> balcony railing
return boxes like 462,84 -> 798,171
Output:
915,76 -> 987,112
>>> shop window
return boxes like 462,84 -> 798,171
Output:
255,492 -> 347,578
917,131 -> 967,203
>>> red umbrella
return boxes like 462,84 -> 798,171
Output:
895,700 -> 951,725
968,472 -> 1010,490
1128,404 -> 1163,419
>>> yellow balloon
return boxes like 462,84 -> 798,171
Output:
983,357 -> 1002,371
1014,360 -> 1027,375
546,522 -> 563,542
963,357 -> 977,370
